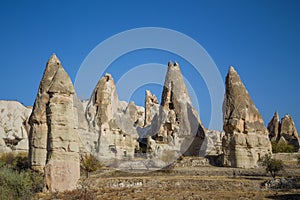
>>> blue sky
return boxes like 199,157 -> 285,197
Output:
0,0 -> 299,131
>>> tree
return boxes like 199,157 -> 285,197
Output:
262,154 -> 284,178
80,154 -> 103,178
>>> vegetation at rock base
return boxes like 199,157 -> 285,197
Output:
80,154 -> 103,178
271,141 -> 294,153
262,154 -> 284,178
0,152 -> 43,200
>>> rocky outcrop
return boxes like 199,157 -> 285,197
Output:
29,54 -> 80,192
267,112 -> 280,142
201,130 -> 224,156
148,61 -> 206,160
85,74 -> 139,161
0,101 -> 31,152
280,115 -> 300,151
144,90 -> 159,127
222,66 -> 272,168
267,113 -> 300,152
125,101 -> 145,127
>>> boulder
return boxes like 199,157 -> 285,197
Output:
222,66 -> 271,168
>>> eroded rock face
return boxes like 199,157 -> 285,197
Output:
267,112 -> 280,142
222,66 -> 271,168
280,115 -> 300,151
29,54 -> 61,172
267,113 -> 300,152
0,101 -> 32,153
148,61 -> 206,159
85,74 -> 139,161
29,54 -> 80,192
144,90 -> 159,127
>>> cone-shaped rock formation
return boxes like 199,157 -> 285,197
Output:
85,74 -> 139,160
29,54 -> 80,192
222,66 -> 271,168
149,61 -> 206,158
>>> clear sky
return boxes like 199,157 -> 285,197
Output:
0,0 -> 299,131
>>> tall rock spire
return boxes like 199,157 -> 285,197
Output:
150,61 -> 206,157
85,74 -> 139,160
222,66 -> 271,168
29,53 -> 61,172
267,112 -> 280,142
29,54 -> 80,192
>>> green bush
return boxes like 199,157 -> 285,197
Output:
262,154 -> 284,178
80,154 -> 103,178
271,141 -> 294,153
0,152 -> 44,199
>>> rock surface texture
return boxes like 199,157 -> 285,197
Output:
29,54 -> 80,192
0,101 -> 31,152
222,66 -> 272,168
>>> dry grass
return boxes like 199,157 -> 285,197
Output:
33,158 -> 300,200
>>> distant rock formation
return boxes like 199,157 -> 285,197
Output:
222,66 -> 272,168
281,115 -> 300,151
268,112 -> 300,151
85,74 -> 139,161
267,112 -> 280,142
0,101 -> 31,152
28,54 -> 80,192
147,61 -> 206,161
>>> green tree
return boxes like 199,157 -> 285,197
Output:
262,154 -> 284,178
80,154 -> 103,178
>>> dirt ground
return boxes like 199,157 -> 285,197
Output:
36,158 -> 300,200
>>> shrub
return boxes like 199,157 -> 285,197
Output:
0,167 -> 43,199
0,152 -> 43,199
0,152 -> 15,167
80,154 -> 103,178
271,141 -> 294,153
262,154 -> 284,178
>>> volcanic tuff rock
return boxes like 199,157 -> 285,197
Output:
148,61 -> 206,160
267,112 -> 280,142
85,74 -> 139,161
0,101 -> 31,152
29,54 -> 61,172
144,90 -> 159,127
29,54 -> 80,192
280,115 -> 299,151
222,66 -> 272,168
267,112 -> 300,151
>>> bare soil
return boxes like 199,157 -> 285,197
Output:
35,158 -> 300,200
